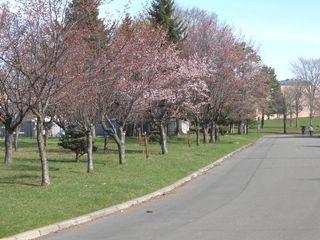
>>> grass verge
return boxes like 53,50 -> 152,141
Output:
0,133 -> 260,238
257,117 -> 320,134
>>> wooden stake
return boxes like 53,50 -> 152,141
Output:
187,132 -> 192,148
143,133 -> 149,159
137,128 -> 142,145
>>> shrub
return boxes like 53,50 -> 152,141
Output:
58,125 -> 98,162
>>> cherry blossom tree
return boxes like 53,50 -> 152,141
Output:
231,43 -> 268,134
56,82 -> 98,173
144,52 -> 209,154
0,0 -> 94,185
97,21 -> 176,163
0,63 -> 30,164
180,8 -> 268,139
0,4 -> 35,164
180,8 -> 239,142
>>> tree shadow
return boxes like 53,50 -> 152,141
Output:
7,163 -> 60,172
48,159 -> 78,163
7,164 -> 41,171
0,174 -> 41,187
48,158 -> 106,165
106,149 -> 145,154
47,149 -> 70,153
0,181 -> 40,187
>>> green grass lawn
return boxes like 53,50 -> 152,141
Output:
0,133 -> 260,238
258,117 -> 320,134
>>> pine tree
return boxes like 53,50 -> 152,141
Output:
265,67 -> 281,118
148,0 -> 186,43
65,0 -> 109,49
58,124 -> 98,162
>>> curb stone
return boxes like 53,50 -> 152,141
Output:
1,137 -> 262,240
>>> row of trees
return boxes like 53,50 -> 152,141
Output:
262,58 -> 320,133
291,58 -> 320,126
0,0 -> 272,186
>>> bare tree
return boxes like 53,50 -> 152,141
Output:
284,86 -> 295,127
292,58 -> 320,125
290,79 -> 304,127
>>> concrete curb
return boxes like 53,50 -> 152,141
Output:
2,138 -> 262,240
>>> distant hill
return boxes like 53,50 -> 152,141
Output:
278,79 -> 309,86
278,79 -> 294,86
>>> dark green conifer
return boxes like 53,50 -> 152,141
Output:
58,124 -> 97,162
148,0 -> 186,43
65,0 -> 109,49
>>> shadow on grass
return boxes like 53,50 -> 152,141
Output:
48,158 -> 106,165
47,149 -> 71,153
105,148 -> 145,154
47,147 -> 152,155
7,163 -> 60,172
0,174 -> 41,187
48,159 -> 79,163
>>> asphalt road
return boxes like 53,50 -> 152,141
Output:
42,135 -> 320,240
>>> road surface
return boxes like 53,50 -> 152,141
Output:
41,136 -> 320,240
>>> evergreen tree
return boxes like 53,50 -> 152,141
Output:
260,66 -> 280,128
58,124 -> 98,162
65,0 -> 109,49
120,13 -> 134,34
148,0 -> 186,43
265,67 -> 281,118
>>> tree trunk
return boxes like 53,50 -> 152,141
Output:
309,114 -> 312,125
175,119 -> 180,136
159,123 -> 168,154
238,121 -> 246,135
104,132 -> 109,153
309,106 -> 313,125
14,126 -> 20,152
117,127 -> 126,164
101,119 -> 126,164
4,129 -> 13,165
203,125 -> 209,144
215,125 -> 219,140
283,113 -> 287,134
86,124 -> 94,173
44,132 -> 48,148
196,122 -> 200,146
295,111 -> 299,128
36,117 -> 50,186
75,152 -> 80,163
209,122 -> 216,143
289,112 -> 293,127
261,111 -> 265,129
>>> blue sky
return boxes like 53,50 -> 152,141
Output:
102,0 -> 320,80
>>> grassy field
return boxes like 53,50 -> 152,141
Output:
258,117 -> 320,134
0,133 -> 261,238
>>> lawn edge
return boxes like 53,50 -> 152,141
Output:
2,136 -> 263,240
